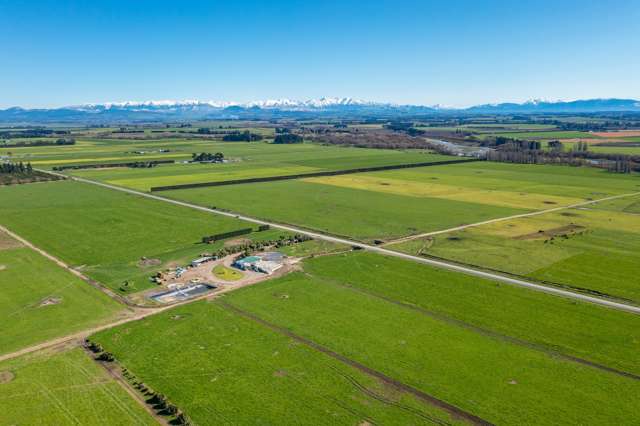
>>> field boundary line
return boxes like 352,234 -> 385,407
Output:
218,300 -> 493,426
39,169 -> 640,315
81,347 -> 168,425
382,191 -> 640,246
148,158 -> 481,191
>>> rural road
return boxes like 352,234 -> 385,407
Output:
42,170 -> 640,315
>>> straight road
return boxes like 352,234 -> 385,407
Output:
43,170 -> 640,315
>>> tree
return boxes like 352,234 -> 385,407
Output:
273,133 -> 303,144
222,131 -> 262,142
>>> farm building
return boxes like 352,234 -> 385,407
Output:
233,253 -> 284,274
253,260 -> 283,274
234,256 -> 261,270
191,256 -> 213,267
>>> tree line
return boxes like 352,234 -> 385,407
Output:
486,144 -> 637,173
0,161 -> 33,174
222,130 -> 263,141
86,340 -> 192,425
1,138 -> 75,147
191,152 -> 224,162
273,133 -> 303,144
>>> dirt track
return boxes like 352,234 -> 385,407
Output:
382,191 -> 640,246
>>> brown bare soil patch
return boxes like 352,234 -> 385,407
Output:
224,238 -> 251,247
0,371 -> 15,383
137,257 -> 161,268
0,231 -> 23,251
273,369 -> 288,377
39,297 -> 62,307
0,265 -> 6,271
514,224 -> 585,240
592,130 -> 640,138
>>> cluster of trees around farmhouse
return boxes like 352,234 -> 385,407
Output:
86,340 -> 192,425
273,133 -> 303,144
191,152 -> 224,162
205,234 -> 313,261
222,130 -> 263,141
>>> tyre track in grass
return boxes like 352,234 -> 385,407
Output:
218,300 -> 494,426
40,170 -> 640,315
322,278 -> 640,382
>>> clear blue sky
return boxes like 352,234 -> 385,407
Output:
1,0 -> 639,108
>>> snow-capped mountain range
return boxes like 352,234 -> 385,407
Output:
1,97 -> 639,123
76,97 -> 378,111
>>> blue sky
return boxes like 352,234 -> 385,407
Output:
1,0 -> 639,108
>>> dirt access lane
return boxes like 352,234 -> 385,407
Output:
0,223 -> 131,307
382,191 -> 640,246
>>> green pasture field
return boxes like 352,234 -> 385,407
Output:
302,252 -> 640,376
461,123 -> 558,130
0,233 -> 123,355
4,138 -> 218,167
91,300 -> 461,426
0,348 -> 156,425
163,162 -> 640,242
584,145 -> 640,155
164,179 -> 525,242
487,130 -> 599,140
372,161 -> 640,199
391,195 -> 640,302
277,239 -> 348,257
68,144 -> 449,191
553,139 -> 640,155
593,195 -> 640,214
0,180 -> 282,294
221,258 -> 640,424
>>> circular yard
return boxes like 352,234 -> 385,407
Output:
212,264 -> 244,281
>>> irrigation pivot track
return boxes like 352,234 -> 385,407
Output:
149,158 -> 481,191
43,169 -> 640,315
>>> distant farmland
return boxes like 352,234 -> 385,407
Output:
162,162 -> 640,242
